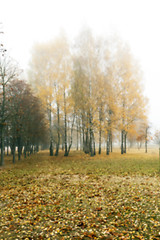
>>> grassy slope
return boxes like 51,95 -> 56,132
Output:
0,150 -> 160,239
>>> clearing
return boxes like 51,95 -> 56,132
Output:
0,150 -> 160,239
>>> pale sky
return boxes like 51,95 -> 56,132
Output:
1,0 -> 160,130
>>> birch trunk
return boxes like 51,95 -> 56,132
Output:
55,103 -> 60,156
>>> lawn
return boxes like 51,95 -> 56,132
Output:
0,150 -> 160,239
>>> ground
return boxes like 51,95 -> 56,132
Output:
0,149 -> 160,239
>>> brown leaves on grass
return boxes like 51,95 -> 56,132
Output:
0,152 -> 160,239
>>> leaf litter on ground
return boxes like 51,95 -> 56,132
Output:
0,150 -> 160,239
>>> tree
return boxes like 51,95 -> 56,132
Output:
7,79 -> 48,162
72,27 -> 101,156
29,32 -> 74,156
154,130 -> 160,172
0,56 -> 18,165
113,41 -> 147,154
28,41 -> 55,156
28,30 -> 148,156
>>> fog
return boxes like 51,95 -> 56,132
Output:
1,0 -> 160,129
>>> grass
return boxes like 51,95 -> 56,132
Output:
0,149 -> 160,239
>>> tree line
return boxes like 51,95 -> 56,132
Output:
0,53 -> 48,166
29,28 -> 148,157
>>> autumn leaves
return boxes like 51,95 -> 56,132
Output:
29,28 -> 148,156
1,152 -> 160,239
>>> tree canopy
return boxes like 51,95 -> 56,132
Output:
29,29 -> 148,157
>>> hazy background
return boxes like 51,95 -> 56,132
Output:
1,0 -> 160,130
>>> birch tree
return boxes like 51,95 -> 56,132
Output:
73,27 -> 100,156
28,31 -> 148,156
29,42 -> 55,155
114,42 -> 147,154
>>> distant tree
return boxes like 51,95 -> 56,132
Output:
154,130 -> 160,172
145,125 -> 151,153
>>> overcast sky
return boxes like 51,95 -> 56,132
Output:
1,0 -> 160,130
